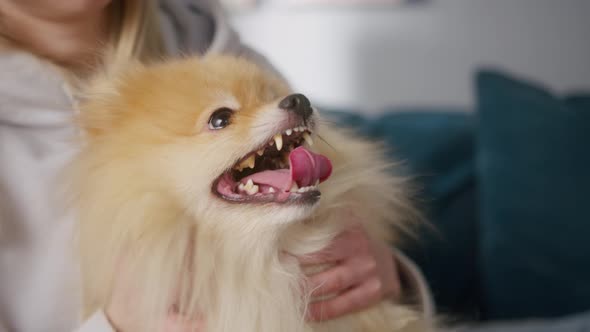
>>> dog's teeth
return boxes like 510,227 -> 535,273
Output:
290,183 -> 299,192
243,180 -> 259,195
257,149 -> 265,156
268,140 -> 274,146
238,183 -> 245,191
294,185 -> 317,193
246,184 -> 259,195
268,187 -> 275,193
285,128 -> 293,136
302,132 -> 314,146
293,127 -> 300,132
274,134 -> 283,151
251,185 -> 260,195
247,155 -> 256,168
240,155 -> 256,169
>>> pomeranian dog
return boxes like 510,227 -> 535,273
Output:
68,55 -> 432,332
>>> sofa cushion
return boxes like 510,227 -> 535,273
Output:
476,70 -> 590,319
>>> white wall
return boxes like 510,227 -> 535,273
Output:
231,0 -> 590,112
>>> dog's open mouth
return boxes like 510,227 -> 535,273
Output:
214,125 -> 332,204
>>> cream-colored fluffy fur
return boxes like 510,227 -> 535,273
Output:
68,55 -> 433,332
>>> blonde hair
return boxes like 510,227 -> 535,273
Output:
106,0 -> 165,67
0,0 -> 165,77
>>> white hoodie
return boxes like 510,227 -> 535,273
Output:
0,1 -> 431,331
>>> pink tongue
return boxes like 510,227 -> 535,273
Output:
289,146 -> 332,187
240,147 -> 332,191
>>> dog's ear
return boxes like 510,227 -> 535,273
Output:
73,56 -> 145,138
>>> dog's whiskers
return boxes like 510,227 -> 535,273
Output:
316,119 -> 339,125
316,134 -> 336,151
248,123 -> 273,129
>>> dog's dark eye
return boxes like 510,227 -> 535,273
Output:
208,107 -> 234,130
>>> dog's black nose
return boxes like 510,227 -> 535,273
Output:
279,93 -> 313,120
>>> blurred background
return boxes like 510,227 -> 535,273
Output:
222,0 -> 590,330
224,0 -> 590,112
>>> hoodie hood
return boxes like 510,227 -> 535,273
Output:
0,52 -> 74,127
159,0 -> 243,56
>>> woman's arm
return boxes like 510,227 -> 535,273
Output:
394,249 -> 435,318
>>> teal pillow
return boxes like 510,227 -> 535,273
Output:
476,70 -> 590,319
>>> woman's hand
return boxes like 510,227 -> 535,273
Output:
299,221 -> 402,322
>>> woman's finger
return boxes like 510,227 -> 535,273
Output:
307,257 -> 376,297
307,277 -> 383,322
298,224 -> 369,266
